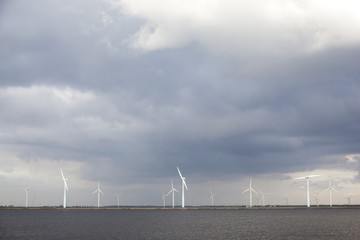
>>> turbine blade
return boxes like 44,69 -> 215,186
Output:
177,167 -> 183,179
99,189 -> 104,195
308,175 -> 320,178
183,179 -> 188,190
92,189 -> 98,195
60,169 -> 65,180
174,188 -> 179,192
294,176 -> 306,180
64,181 -> 69,191
166,190 -> 172,196
242,188 -> 250,193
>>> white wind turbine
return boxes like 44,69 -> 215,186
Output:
92,181 -> 104,208
313,191 -> 321,207
167,179 -> 179,208
177,167 -> 188,208
60,169 -> 68,208
295,175 -> 320,207
114,193 -> 122,208
23,186 -> 30,208
284,196 -> 289,206
322,179 -> 337,207
161,191 -> 167,208
258,190 -> 271,206
346,195 -> 352,205
209,190 -> 216,206
242,179 -> 257,207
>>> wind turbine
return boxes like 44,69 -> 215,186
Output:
22,186 -> 30,208
114,193 -> 122,208
242,179 -> 257,207
295,175 -> 320,207
258,190 -> 271,206
60,169 -> 68,208
161,191 -> 167,208
167,179 -> 179,208
209,190 -> 216,206
346,195 -> 352,205
92,181 -> 104,208
177,167 -> 188,208
322,179 -> 337,207
313,191 -> 321,207
284,196 -> 289,206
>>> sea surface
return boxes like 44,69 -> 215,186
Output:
1,208 -> 360,239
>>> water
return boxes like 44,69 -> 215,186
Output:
1,208 -> 360,239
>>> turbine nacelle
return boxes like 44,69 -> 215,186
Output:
242,179 -> 257,194
92,181 -> 104,195
242,188 -> 257,194
167,179 -> 179,196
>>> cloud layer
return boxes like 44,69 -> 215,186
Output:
1,0 -> 360,205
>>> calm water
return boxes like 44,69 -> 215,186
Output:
1,208 -> 360,239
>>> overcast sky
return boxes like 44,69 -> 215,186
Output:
1,0 -> 360,207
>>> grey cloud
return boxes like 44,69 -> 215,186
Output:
1,0 -> 360,206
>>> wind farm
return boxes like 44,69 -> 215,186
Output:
1,168 -> 360,209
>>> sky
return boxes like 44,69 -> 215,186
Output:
1,0 -> 360,207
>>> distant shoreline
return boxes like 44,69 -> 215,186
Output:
1,206 -> 360,210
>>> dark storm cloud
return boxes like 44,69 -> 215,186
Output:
1,0 -> 360,190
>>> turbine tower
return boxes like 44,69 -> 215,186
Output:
322,179 -> 337,207
92,181 -> 104,208
161,191 -> 167,208
114,193 -> 121,208
167,179 -> 179,208
209,190 -> 216,206
177,167 -> 188,208
23,186 -> 30,208
60,169 -> 68,208
295,175 -> 320,207
242,179 -> 257,207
